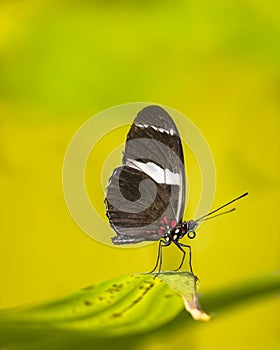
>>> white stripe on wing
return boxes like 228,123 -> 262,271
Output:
126,159 -> 181,185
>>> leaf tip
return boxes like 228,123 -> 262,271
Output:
182,294 -> 211,321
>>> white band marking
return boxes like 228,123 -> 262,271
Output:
126,159 -> 181,185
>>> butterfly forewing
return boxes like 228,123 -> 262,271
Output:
105,105 -> 186,244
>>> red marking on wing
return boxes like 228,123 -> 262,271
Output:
163,216 -> 168,224
160,226 -> 165,230
146,230 -> 151,234
157,229 -> 163,235
171,220 -> 177,228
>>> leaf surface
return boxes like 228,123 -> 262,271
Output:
0,271 -> 202,342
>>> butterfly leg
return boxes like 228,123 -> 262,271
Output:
173,242 -> 194,275
149,239 -> 171,277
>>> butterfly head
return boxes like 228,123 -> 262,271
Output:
181,220 -> 198,240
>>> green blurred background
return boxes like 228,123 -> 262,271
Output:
0,0 -> 279,349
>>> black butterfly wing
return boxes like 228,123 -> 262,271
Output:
105,105 -> 186,244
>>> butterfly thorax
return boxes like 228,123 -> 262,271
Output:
163,219 -> 198,243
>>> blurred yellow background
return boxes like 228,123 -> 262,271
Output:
0,1 -> 279,349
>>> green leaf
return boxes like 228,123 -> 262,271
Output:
0,271 -> 279,350
0,272 -> 201,341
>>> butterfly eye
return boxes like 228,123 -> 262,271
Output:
187,231 -> 196,239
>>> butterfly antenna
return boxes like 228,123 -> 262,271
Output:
196,192 -> 248,222
198,208 -> 236,221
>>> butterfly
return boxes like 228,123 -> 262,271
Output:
105,105 -> 248,275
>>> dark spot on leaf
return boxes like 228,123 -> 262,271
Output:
81,285 -> 94,291
84,300 -> 92,306
106,283 -> 124,293
99,296 -> 104,301
164,294 -> 173,298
